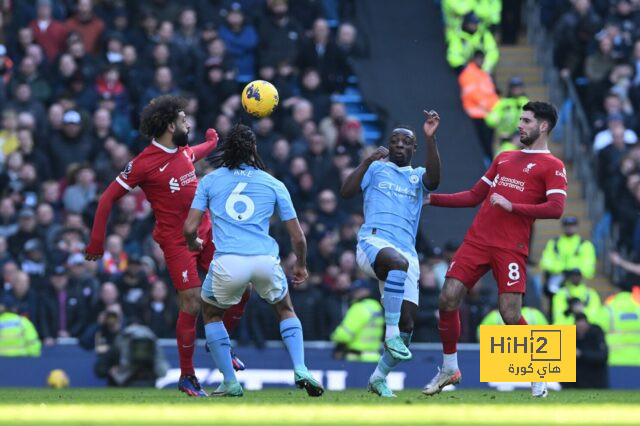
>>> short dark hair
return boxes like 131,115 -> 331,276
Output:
522,101 -> 558,133
218,124 -> 267,171
139,95 -> 187,139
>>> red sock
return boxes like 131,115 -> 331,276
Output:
176,311 -> 197,376
517,315 -> 528,325
439,309 -> 460,354
223,286 -> 251,333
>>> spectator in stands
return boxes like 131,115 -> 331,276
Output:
485,76 -> 529,155
458,50 -> 498,164
564,312 -> 608,388
0,302 -> 41,357
49,109 -> 89,174
65,0 -> 105,54
336,22 -> 367,58
330,279 -> 383,362
3,269 -> 39,324
540,215 -> 597,304
553,0 -> 602,78
8,208 -> 41,259
0,198 -> 18,239
319,101 -> 347,150
20,238 -> 47,293
585,33 -> 615,84
29,0 -> 68,63
413,262 -> 440,342
8,56 -> 51,104
552,268 -> 602,326
447,12 -> 499,74
63,165 -> 97,214
219,3 -> 258,82
258,0 -> 303,68
39,264 -> 89,345
0,109 -> 19,161
144,280 -> 176,338
593,112 -> 637,152
116,256 -> 149,321
298,18 -> 350,93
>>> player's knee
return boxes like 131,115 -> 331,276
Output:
388,256 -> 409,272
438,288 -> 458,310
179,291 -> 201,315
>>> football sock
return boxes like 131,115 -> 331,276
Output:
371,331 -> 412,381
439,308 -> 460,372
280,317 -> 305,370
383,270 -> 407,339
205,321 -> 237,383
223,286 -> 251,333
517,316 -> 528,325
176,311 -> 197,376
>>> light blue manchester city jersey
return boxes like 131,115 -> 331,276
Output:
191,165 -> 297,258
358,160 -> 428,254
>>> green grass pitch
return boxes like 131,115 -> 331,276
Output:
0,389 -> 638,425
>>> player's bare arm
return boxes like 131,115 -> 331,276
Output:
183,208 -> 205,251
422,109 -> 441,191
283,218 -> 309,287
340,146 -> 389,198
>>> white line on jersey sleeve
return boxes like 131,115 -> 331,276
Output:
481,176 -> 493,186
546,189 -> 567,196
116,176 -> 133,191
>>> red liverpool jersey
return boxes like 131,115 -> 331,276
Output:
115,140 -> 211,244
463,149 -> 567,255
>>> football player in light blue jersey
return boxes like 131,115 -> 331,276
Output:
341,110 -> 441,397
184,124 -> 324,397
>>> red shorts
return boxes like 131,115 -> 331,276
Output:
446,240 -> 527,294
160,236 -> 215,291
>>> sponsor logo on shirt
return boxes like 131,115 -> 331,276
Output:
169,177 -> 180,193
378,181 -> 418,198
409,175 -> 419,184
179,170 -> 197,186
492,174 -> 525,192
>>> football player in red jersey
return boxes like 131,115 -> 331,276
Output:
85,96 -> 250,397
422,102 -> 566,398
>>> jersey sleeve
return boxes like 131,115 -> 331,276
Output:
115,158 -> 145,191
361,161 -> 382,191
274,181 -> 297,221
545,159 -> 568,197
416,167 -> 429,194
190,174 -> 210,212
480,153 -> 501,188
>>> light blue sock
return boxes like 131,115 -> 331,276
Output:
383,270 -> 407,337
280,317 -> 305,370
204,321 -> 237,383
371,332 -> 413,380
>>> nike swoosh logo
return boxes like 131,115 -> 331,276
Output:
159,163 -> 169,172
507,281 -> 519,287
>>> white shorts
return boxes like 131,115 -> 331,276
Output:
201,254 -> 288,309
356,235 -> 420,305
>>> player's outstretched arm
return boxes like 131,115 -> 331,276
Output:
183,208 -> 205,251
190,128 -> 219,162
422,110 -> 441,191
427,178 -> 490,208
491,193 -> 565,218
340,146 -> 388,198
283,218 -> 309,287
85,181 -> 129,260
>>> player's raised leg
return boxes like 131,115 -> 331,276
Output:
373,248 -> 412,361
273,293 -> 324,397
422,277 -> 466,395
368,300 -> 417,397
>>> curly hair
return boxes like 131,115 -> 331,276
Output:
139,95 -> 187,139
217,124 -> 266,171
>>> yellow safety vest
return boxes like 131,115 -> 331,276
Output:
331,299 -> 384,362
0,312 -> 41,357
602,292 -> 640,366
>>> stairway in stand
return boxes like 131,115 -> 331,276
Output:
494,45 -> 616,298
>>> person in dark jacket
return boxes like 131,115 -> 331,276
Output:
564,312 -> 609,389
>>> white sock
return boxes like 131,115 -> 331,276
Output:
385,325 -> 400,340
442,352 -> 458,372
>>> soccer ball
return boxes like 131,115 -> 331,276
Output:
47,369 -> 70,389
241,80 -> 279,118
